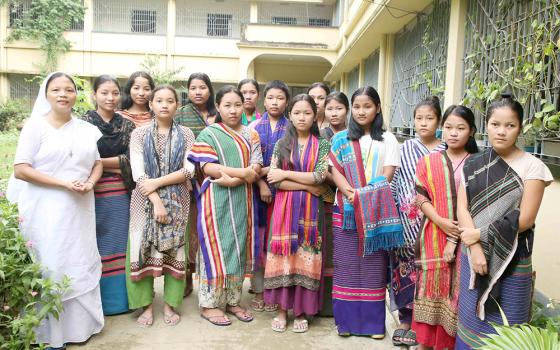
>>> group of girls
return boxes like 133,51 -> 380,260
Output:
8,69 -> 552,350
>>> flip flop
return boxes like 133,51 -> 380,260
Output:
250,298 -> 265,312
163,311 -> 181,326
392,328 -> 418,346
226,306 -> 254,322
264,303 -> 278,312
292,318 -> 308,333
371,333 -> 385,340
271,317 -> 287,332
200,313 -> 232,326
136,313 -> 153,328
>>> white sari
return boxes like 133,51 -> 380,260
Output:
9,73 -> 104,347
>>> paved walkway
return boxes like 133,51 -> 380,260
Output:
69,279 -> 403,350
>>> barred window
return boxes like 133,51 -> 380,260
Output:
8,1 -> 30,27
272,16 -> 297,25
207,13 -> 232,37
309,18 -> 330,27
131,9 -> 156,33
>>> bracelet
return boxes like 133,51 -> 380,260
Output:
446,237 -> 458,244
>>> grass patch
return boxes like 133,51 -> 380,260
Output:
0,131 -> 19,190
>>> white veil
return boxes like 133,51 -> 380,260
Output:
6,72 -> 61,203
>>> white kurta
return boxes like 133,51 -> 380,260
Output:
14,117 -> 104,347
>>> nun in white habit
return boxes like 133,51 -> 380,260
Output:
8,72 -> 104,349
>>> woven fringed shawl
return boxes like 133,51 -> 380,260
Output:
329,131 -> 404,256
187,123 -> 259,288
463,149 -> 526,320
270,135 -> 320,255
141,119 -> 186,262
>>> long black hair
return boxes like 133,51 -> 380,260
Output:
93,74 -> 120,93
187,72 -> 216,117
347,86 -> 386,141
442,104 -> 479,154
237,78 -> 260,94
120,71 -> 155,110
487,92 -> 524,125
214,85 -> 244,123
276,94 -> 320,167
414,95 -> 442,121
307,82 -> 331,96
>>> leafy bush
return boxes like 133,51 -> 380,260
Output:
72,75 -> 95,117
531,299 -> 560,334
477,324 -> 560,350
0,99 -> 30,132
0,194 -> 69,349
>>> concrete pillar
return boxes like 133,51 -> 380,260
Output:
358,58 -> 366,88
443,0 -> 467,108
166,0 -> 176,70
0,4 -> 8,100
340,72 -> 347,94
250,2 -> 258,24
377,34 -> 395,125
82,0 -> 93,76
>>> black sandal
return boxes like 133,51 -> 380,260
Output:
392,328 -> 418,347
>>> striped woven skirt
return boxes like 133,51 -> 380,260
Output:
456,244 -> 533,349
319,203 -> 334,316
332,206 -> 388,336
94,174 -> 130,315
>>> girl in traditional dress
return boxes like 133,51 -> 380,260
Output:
126,85 -> 195,327
188,85 -> 262,326
264,94 -> 330,333
175,72 -> 217,297
248,80 -> 290,313
412,105 -> 479,350
455,94 -> 552,349
320,92 -> 348,141
330,86 -> 403,340
238,78 -> 261,125
317,91 -> 349,317
390,96 -> 446,347
10,72 -> 104,349
119,71 -> 155,127
83,75 -> 135,316
307,82 -> 331,131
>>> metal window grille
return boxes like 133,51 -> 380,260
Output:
207,13 -> 232,37
131,10 -> 156,33
8,74 -> 40,109
272,16 -> 297,25
309,18 -> 331,27
94,0 -> 167,35
390,0 -> 450,136
8,0 -> 31,28
463,0 -> 560,157
347,65 -> 360,95
175,0 -> 249,39
258,2 -> 335,27
364,50 -> 380,89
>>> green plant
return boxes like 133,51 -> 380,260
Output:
0,194 -> 70,349
531,299 -> 560,334
462,2 -> 560,141
0,99 -> 30,132
477,324 -> 560,350
140,55 -> 184,86
2,0 -> 86,73
72,76 -> 94,117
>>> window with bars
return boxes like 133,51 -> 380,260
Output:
272,16 -> 297,25
207,13 -> 232,37
131,9 -> 156,33
8,1 -> 30,27
309,18 -> 330,27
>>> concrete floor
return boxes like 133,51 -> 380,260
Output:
68,279 -> 403,350
68,180 -> 560,350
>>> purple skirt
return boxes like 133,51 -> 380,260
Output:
264,286 -> 320,317
332,208 -> 388,336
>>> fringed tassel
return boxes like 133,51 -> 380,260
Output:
363,227 -> 405,255
343,202 -> 356,230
